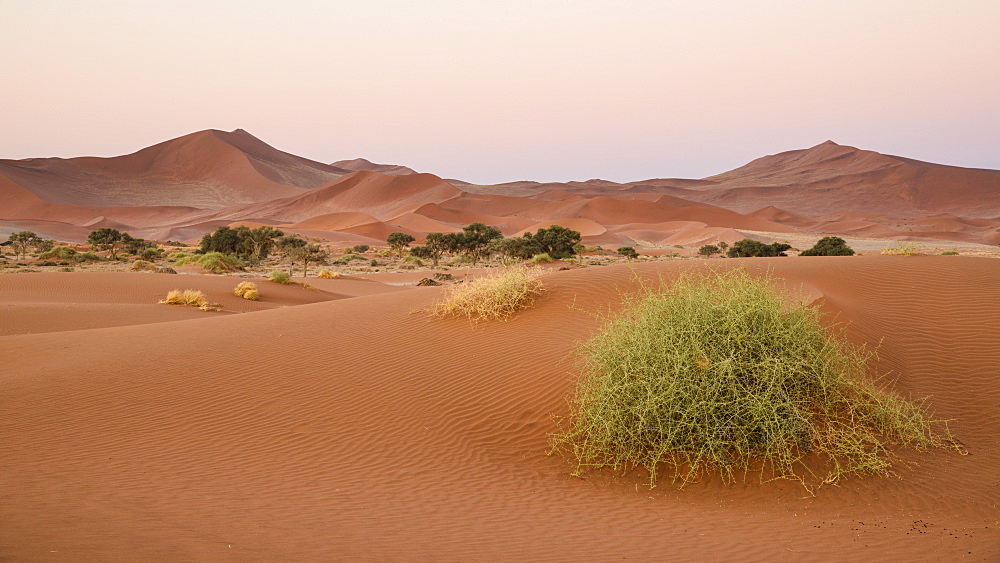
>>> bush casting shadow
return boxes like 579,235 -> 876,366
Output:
550,268 -> 954,490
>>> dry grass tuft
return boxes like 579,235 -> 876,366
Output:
427,266 -> 544,321
130,259 -> 158,271
233,281 -> 259,300
317,269 -> 342,279
881,242 -> 925,256
159,289 -> 218,310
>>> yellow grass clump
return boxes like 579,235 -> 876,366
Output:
317,269 -> 342,279
428,266 -> 544,321
233,281 -> 259,301
881,242 -> 925,256
131,259 -> 157,271
159,289 -> 220,311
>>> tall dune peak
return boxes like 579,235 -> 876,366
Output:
331,157 -> 417,176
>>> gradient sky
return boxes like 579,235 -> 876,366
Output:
2,0 -> 998,184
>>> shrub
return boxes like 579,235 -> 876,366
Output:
617,246 -> 639,259
137,247 -> 164,261
38,246 -> 78,261
550,268 -> 952,489
402,255 -> 424,266
352,244 -> 370,253
531,253 -> 554,264
340,253 -> 365,262
881,242 -> 925,256
428,266 -> 544,321
159,289 -> 218,311
726,239 -> 791,258
130,259 -> 158,271
317,269 -> 342,279
38,260 -> 57,267
941,251 -> 959,256
76,251 -> 104,262
270,270 -> 292,284
698,245 -> 720,257
233,281 -> 259,300
801,236 -> 855,256
175,251 -> 244,273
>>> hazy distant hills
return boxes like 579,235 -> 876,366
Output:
1,129 -> 997,246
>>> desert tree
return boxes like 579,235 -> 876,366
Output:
800,236 -> 855,256
617,246 -> 639,260
698,244 -> 720,257
387,232 -> 415,257
459,222 -> 503,262
8,231 -> 41,260
291,243 -> 329,277
238,226 -> 284,264
490,236 -> 539,261
726,239 -> 791,258
528,225 -> 582,259
88,228 -> 127,260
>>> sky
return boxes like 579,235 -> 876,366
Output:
2,0 -> 998,184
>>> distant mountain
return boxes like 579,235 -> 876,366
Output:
657,141 -> 1000,218
331,158 -> 417,176
0,129 -> 350,209
2,132 -> 997,246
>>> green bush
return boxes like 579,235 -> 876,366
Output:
352,244 -> 370,253
175,251 -> 244,273
801,236 -> 855,256
726,239 -> 791,258
38,246 -> 78,261
531,252 -> 554,264
551,268 -> 951,489
270,270 -> 292,284
76,251 -> 104,262
940,251 -> 959,256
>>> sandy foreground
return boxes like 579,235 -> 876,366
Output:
1,256 -> 998,561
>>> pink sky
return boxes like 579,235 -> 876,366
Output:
2,0 -> 998,184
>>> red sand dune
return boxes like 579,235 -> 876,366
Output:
2,130 -> 998,246
331,157 -> 417,176
1,257 -> 997,560
0,129 -> 347,209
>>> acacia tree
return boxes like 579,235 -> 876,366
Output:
698,244 -> 721,257
387,232 -> 415,257
276,234 -> 308,274
412,232 -> 448,266
238,226 -> 284,264
726,239 -> 791,258
291,243 -> 329,277
528,225 -> 582,259
617,246 -> 639,260
8,231 -> 41,260
88,228 -> 126,260
459,222 -> 503,263
800,236 -> 855,256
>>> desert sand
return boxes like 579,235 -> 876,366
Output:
1,257 -> 998,560
2,130 -> 999,560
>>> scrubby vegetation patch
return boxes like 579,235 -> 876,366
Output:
428,266 -> 544,321
550,268 -> 953,490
